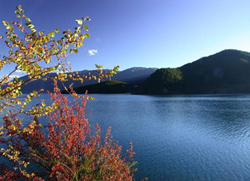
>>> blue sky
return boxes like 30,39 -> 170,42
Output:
1,0 -> 250,77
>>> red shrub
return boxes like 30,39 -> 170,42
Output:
0,82 -> 136,180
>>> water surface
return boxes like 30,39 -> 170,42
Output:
86,94 -> 250,180
3,93 -> 250,181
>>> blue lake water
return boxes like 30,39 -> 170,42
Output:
86,94 -> 250,181
3,93 -> 250,180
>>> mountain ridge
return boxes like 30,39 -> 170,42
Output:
19,67 -> 157,93
18,49 -> 250,94
134,49 -> 250,94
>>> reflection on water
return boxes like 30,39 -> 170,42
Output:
2,93 -> 250,180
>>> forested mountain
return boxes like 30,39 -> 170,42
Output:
134,49 -> 250,94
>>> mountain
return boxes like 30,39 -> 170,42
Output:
112,67 -> 158,84
134,49 -> 250,94
62,80 -> 135,94
20,67 -> 157,93
19,70 -> 110,93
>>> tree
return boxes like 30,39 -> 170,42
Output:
0,5 -> 136,180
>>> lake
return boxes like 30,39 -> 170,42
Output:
3,93 -> 250,180
86,94 -> 250,181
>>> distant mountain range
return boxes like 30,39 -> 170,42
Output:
20,49 -> 250,95
20,67 -> 157,93
134,49 -> 250,94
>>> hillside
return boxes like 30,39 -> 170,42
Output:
134,49 -> 250,94
62,80 -> 134,94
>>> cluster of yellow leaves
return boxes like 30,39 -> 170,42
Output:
0,5 -> 91,117
1,145 -> 32,173
0,5 -> 120,116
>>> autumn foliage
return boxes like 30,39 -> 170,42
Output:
0,82 -> 136,180
0,5 -> 136,181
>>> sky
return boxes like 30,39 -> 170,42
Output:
1,0 -> 250,77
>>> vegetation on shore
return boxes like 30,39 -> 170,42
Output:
62,80 -> 135,94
